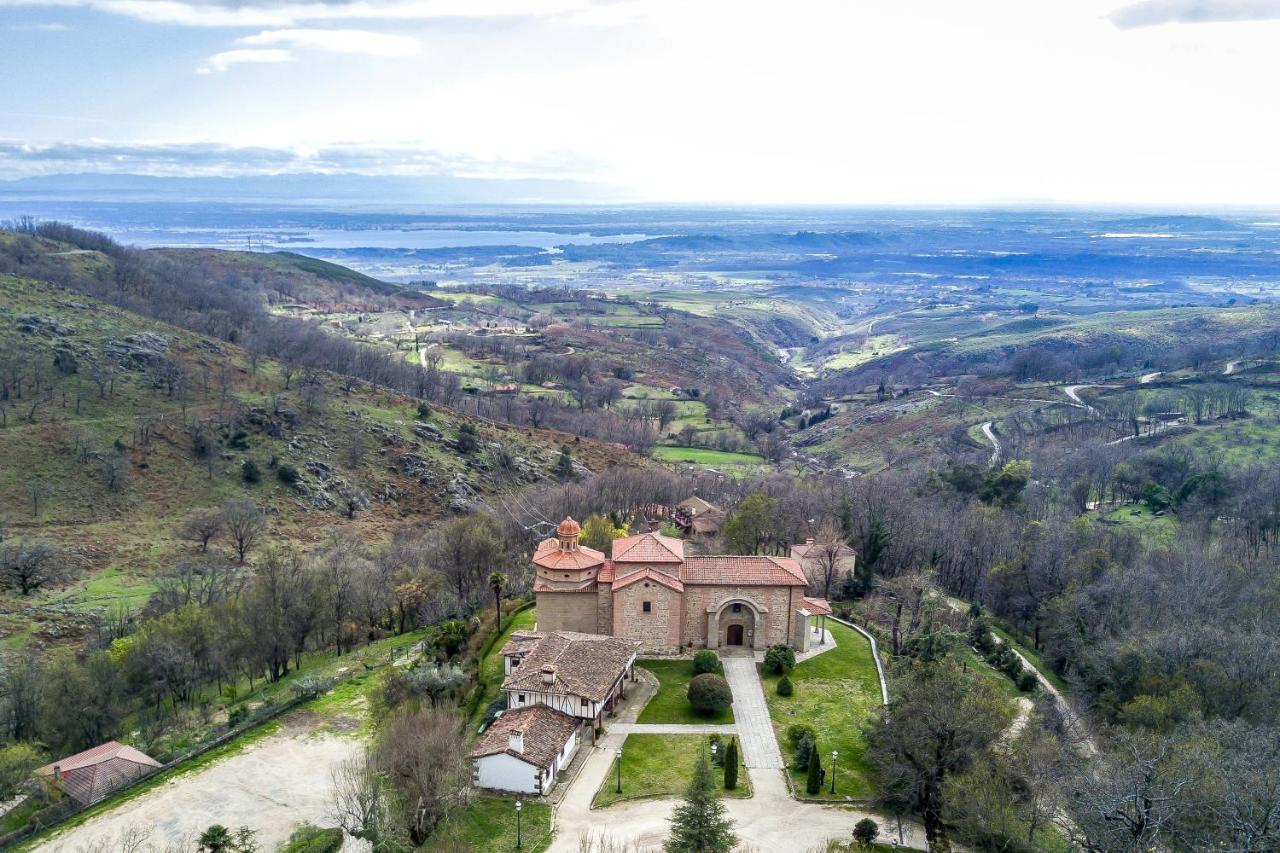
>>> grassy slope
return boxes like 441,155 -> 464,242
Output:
591,734 -> 750,808
636,659 -> 734,725
0,271 -> 626,651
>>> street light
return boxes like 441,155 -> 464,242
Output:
615,746 -> 623,794
515,800 -> 522,849
710,742 -> 718,764
830,750 -> 838,794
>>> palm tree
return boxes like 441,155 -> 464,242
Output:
198,825 -> 232,852
489,571 -> 508,634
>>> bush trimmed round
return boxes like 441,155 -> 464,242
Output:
692,649 -> 722,676
687,672 -> 733,716
776,675 -> 794,696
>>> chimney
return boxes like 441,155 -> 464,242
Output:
541,665 -> 556,686
508,730 -> 524,753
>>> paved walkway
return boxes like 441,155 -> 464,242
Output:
720,656 -> 784,769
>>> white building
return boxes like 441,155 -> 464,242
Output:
469,705 -> 581,795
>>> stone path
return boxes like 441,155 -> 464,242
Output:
612,723 -> 738,735
720,656 -> 784,769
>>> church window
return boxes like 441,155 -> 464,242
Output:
642,601 -> 652,613
732,603 -> 742,613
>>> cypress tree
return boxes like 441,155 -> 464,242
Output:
805,739 -> 822,795
723,738 -> 738,790
666,749 -> 737,853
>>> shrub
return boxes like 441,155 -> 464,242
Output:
227,706 -> 248,728
416,403 -> 431,419
280,825 -> 343,853
276,463 -> 301,486
786,724 -> 816,748
241,460 -> 261,484
853,818 -> 879,849
1017,671 -> 1039,693
793,732 -> 815,771
970,620 -> 995,653
687,673 -> 732,716
723,738 -> 738,790
805,742 -> 822,795
776,675 -> 794,696
708,733 -> 724,765
763,644 -> 796,675
692,649 -> 722,676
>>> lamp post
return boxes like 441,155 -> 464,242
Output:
515,800 -> 522,849
615,746 -> 623,794
711,742 -> 718,765
830,750 -> 838,794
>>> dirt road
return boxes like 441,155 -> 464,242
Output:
37,718 -> 363,853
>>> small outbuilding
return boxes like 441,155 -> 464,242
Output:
35,741 -> 162,805
469,705 -> 581,795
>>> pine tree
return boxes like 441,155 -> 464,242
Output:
665,749 -> 737,853
805,739 -> 822,795
723,738 -> 738,790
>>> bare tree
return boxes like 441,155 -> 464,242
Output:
174,507 -> 225,552
221,499 -> 267,564
24,476 -> 50,518
0,539 -> 64,595
373,706 -> 470,846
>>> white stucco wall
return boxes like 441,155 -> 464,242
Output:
473,752 -> 541,794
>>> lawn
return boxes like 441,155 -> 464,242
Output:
761,621 -> 882,801
651,446 -> 765,469
636,659 -> 734,725
437,796 -> 553,853
592,734 -> 750,808
1099,504 -> 1177,544
988,624 -> 1069,694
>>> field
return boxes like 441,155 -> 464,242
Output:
591,734 -> 750,808
635,659 -> 735,725
761,622 -> 884,801
650,446 -> 766,470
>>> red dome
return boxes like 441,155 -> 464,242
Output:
556,517 -> 581,537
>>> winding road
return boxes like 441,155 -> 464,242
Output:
980,421 -> 1001,467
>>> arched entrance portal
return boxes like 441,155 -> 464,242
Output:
706,597 -> 767,651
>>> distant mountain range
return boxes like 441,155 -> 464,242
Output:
0,172 -> 628,205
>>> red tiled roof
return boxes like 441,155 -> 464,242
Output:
791,541 -> 857,559
469,705 -> 578,769
612,567 -> 685,593
502,632 -> 640,702
802,596 -> 834,616
533,537 -> 605,571
36,741 -> 161,805
533,577 -> 596,593
612,532 -> 684,563
680,556 -> 807,586
500,630 -> 545,658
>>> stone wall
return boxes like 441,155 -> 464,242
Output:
612,580 -> 684,652
681,584 -> 800,649
535,590 -> 598,634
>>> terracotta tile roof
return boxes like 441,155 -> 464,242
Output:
612,532 -> 684,563
500,630 -> 545,658
469,705 -> 578,769
791,541 -> 857,559
802,596 -> 834,616
36,741 -> 161,805
678,496 -> 721,516
533,537 -> 605,571
533,577 -> 596,593
680,555 -> 807,586
502,632 -> 640,702
612,567 -> 685,593
691,511 -> 725,534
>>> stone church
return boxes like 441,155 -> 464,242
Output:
533,517 -> 832,654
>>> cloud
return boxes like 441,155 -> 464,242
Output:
0,0 -> 617,28
8,20 -> 69,29
1109,0 -> 1280,28
197,47 -> 292,73
237,27 -> 419,56
0,139 -> 603,180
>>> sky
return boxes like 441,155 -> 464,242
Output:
2,0 -> 1280,205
